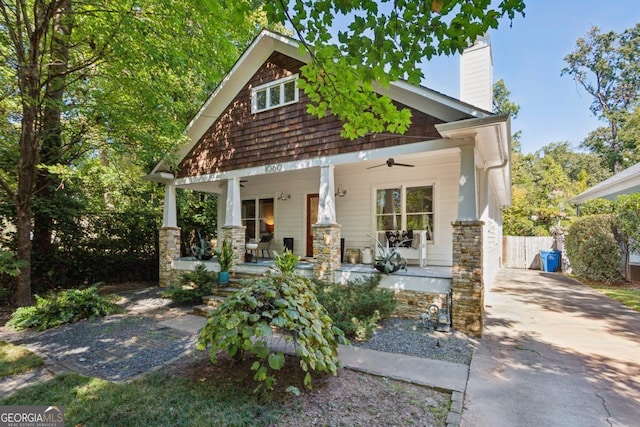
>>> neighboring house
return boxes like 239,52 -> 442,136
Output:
146,30 -> 512,336
570,161 -> 640,281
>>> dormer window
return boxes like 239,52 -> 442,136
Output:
251,74 -> 298,113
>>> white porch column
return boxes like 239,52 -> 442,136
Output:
224,177 -> 242,227
162,183 -> 177,228
458,145 -> 478,220
317,165 -> 337,224
313,165 -> 341,282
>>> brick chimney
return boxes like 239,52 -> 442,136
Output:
460,35 -> 493,112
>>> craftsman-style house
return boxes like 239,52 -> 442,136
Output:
146,30 -> 512,336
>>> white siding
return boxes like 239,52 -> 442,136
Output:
480,170 -> 505,290
460,36 -> 493,112
335,151 -> 459,266
217,151 -> 461,266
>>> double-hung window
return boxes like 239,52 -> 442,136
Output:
251,74 -> 298,113
242,198 -> 275,240
375,185 -> 434,241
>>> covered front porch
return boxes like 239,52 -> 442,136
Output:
152,136 -> 481,279
173,256 -> 453,294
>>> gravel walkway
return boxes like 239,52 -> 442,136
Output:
353,318 -> 478,365
0,287 -> 195,383
1,286 -> 476,390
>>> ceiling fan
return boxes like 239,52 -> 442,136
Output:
240,179 -> 247,187
366,158 -> 415,169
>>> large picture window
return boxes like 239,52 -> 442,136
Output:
251,75 -> 298,113
376,186 -> 433,241
242,198 -> 275,240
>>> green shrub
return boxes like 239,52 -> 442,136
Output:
580,198 -> 615,216
566,214 -> 623,283
161,263 -> 217,304
316,276 -> 397,340
197,250 -> 346,394
7,286 -> 121,331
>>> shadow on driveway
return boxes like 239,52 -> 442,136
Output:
462,269 -> 640,427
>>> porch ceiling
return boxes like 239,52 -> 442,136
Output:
170,140 -> 467,189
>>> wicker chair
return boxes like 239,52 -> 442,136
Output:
257,234 -> 273,259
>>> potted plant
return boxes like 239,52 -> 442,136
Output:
213,239 -> 235,285
372,237 -> 407,274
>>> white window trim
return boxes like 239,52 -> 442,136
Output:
251,74 -> 299,113
373,182 -> 436,243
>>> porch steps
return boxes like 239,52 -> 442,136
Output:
212,286 -> 241,297
192,284 -> 240,317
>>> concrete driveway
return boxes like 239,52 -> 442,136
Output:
461,269 -> 640,427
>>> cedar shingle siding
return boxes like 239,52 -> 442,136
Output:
177,52 -> 443,178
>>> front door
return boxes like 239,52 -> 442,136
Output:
306,194 -> 319,257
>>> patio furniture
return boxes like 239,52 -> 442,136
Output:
246,242 -> 259,263
257,234 -> 273,259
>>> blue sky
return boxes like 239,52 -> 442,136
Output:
420,1 -> 640,154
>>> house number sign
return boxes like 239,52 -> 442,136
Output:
264,163 -> 283,173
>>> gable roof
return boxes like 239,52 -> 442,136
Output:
150,29 -> 492,175
570,162 -> 640,204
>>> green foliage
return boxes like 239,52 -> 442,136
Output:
7,286 -> 121,331
177,189 -> 218,255
197,263 -> 346,394
566,215 -> 623,283
615,193 -> 640,254
263,0 -> 525,139
503,141 -> 611,237
213,239 -> 236,272
315,276 -> 396,340
580,199 -> 615,216
0,249 -> 25,278
563,24 -> 640,173
161,263 -> 217,304
273,249 -> 300,275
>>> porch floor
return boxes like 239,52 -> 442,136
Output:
176,257 -> 452,294
178,257 -> 451,279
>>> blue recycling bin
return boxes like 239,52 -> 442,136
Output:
539,250 -> 561,272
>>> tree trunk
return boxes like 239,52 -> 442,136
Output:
32,0 -> 73,288
9,0 -> 66,306
15,97 -> 39,307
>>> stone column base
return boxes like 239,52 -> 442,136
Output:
159,227 -> 181,287
451,220 -> 484,337
312,224 -> 341,283
221,226 -> 246,270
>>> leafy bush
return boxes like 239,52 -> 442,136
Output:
315,276 -> 397,340
580,198 -> 615,216
566,214 -> 623,283
0,250 -> 25,302
615,193 -> 640,254
8,286 -> 121,331
161,263 -> 217,304
30,209 -> 160,292
197,250 -> 346,394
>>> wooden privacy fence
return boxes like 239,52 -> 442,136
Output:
502,236 -> 554,269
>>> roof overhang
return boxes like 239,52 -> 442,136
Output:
436,114 -> 512,206
150,30 -> 308,175
570,162 -> 640,204
147,29 -> 496,178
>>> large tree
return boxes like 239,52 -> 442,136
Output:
562,24 -> 640,173
0,0 -> 260,305
265,0 -> 526,138
2,0 -> 527,305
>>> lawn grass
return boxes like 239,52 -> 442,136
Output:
0,341 -> 44,378
591,286 -> 640,312
1,372 -> 283,427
